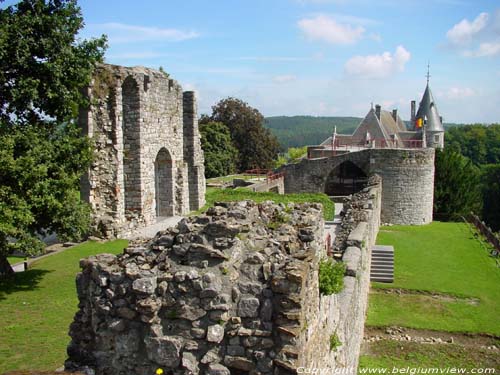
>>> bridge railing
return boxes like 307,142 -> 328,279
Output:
307,138 -> 424,159
244,169 -> 285,184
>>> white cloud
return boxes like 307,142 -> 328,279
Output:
443,87 -> 476,99
463,41 -> 500,57
344,45 -> 411,79
446,12 -> 489,45
369,32 -> 382,42
87,22 -> 199,43
273,75 -> 297,83
298,15 -> 365,45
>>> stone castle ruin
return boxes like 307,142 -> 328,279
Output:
68,65 -> 444,374
66,180 -> 380,374
80,64 -> 205,237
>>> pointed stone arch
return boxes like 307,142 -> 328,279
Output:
154,148 -> 174,217
324,160 -> 368,196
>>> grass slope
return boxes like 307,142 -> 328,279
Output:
0,240 -> 127,373
359,340 -> 499,369
366,222 -> 500,335
197,187 -> 335,220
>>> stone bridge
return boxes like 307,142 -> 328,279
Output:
278,148 -> 435,225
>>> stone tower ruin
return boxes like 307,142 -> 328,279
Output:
80,64 -> 205,237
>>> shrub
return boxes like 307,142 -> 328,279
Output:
319,259 -> 346,295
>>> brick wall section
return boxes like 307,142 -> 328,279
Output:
278,148 -> 434,225
80,64 -> 205,237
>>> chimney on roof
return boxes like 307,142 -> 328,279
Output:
411,100 -> 416,123
375,104 -> 381,120
392,109 -> 398,122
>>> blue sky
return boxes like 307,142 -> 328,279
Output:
9,0 -> 500,122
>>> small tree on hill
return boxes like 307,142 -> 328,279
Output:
200,121 -> 239,178
201,98 -> 281,171
434,149 -> 482,220
0,0 -> 107,275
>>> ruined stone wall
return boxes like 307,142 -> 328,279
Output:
278,148 -> 434,225
300,178 -> 381,371
67,191 -> 381,374
80,64 -> 205,237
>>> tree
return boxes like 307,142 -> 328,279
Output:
200,121 -> 238,178
201,98 -> 281,171
446,124 -> 500,165
433,149 -> 482,220
481,165 -> 500,232
0,0 -> 106,275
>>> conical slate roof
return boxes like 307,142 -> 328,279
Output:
416,84 -> 444,132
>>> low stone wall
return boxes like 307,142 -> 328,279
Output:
300,177 -> 381,371
66,190 -> 380,374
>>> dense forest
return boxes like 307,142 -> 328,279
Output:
265,116 -> 465,149
443,124 -> 500,231
264,116 -> 360,148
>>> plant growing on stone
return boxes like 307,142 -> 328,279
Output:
329,332 -> 341,351
0,0 -> 107,275
319,259 -> 346,295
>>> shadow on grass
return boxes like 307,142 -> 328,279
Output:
0,269 -> 52,301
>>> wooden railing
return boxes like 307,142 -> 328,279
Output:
466,213 -> 500,256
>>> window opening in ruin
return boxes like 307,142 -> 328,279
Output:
154,148 -> 174,217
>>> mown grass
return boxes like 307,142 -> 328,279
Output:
7,256 -> 25,265
361,222 -> 500,370
366,222 -> 500,335
206,173 -> 265,184
195,187 -> 335,220
0,240 -> 127,373
359,340 -> 500,369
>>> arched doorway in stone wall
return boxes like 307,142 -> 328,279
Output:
154,148 -> 174,217
122,76 -> 141,217
325,161 -> 368,196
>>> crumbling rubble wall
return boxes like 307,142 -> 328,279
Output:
67,190 -> 381,374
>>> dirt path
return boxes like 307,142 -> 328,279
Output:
364,326 -> 499,348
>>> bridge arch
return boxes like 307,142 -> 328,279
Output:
324,160 -> 368,196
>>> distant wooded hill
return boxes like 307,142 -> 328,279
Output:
264,115 -> 465,149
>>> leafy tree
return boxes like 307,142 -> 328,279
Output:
446,124 -> 500,165
481,165 -> 500,231
200,121 -> 238,178
274,146 -> 307,168
0,0 -> 106,275
433,149 -> 482,220
201,98 -> 281,171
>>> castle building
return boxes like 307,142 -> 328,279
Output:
317,79 -> 445,151
80,64 -> 206,237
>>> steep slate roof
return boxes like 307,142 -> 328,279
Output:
351,108 -> 389,142
416,84 -> 444,132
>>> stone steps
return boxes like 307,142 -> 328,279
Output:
370,245 -> 394,283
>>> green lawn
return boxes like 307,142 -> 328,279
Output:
366,222 -> 500,335
207,173 -> 265,184
7,256 -> 25,265
359,340 -> 500,369
0,240 -> 127,373
196,187 -> 335,220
